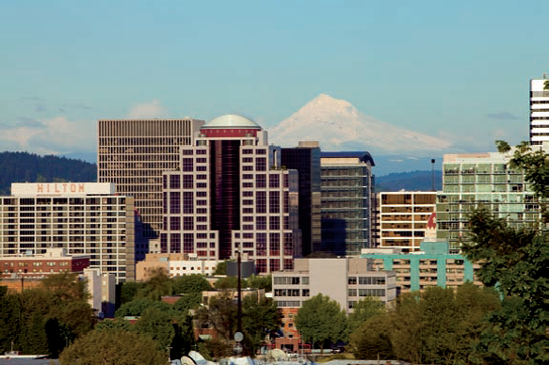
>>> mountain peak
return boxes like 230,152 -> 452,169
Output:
269,95 -> 452,155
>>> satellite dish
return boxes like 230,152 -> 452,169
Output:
234,331 -> 244,342
181,356 -> 196,365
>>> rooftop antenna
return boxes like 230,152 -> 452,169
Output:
431,159 -> 436,191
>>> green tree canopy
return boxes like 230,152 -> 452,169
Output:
137,267 -> 173,300
173,274 -> 212,294
242,293 -> 280,354
115,297 -> 172,318
133,307 -> 176,350
59,329 -> 166,365
196,291 -> 237,341
347,296 -> 385,335
294,293 -> 347,352
245,274 -> 272,292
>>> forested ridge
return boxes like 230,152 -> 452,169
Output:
0,152 -> 97,194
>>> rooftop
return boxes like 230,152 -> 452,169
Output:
201,114 -> 262,130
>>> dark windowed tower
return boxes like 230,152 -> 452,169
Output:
281,141 -> 322,256
161,115 -> 301,273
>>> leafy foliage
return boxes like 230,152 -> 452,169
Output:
246,274 -> 272,292
196,291 -> 237,341
347,296 -> 384,334
59,329 -> 166,365
295,293 -> 347,352
173,273 -> 212,294
242,293 -> 280,354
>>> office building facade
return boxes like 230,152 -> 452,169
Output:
436,152 -> 541,251
98,118 -> 204,239
160,114 -> 301,273
530,78 -> 549,146
281,141 -> 322,256
376,191 -> 437,252
0,182 -> 135,283
320,152 -> 375,255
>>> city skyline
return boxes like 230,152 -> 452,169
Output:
1,1 -> 548,164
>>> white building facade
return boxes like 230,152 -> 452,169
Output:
0,183 -> 135,283
530,78 -> 549,146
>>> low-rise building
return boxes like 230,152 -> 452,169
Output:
271,257 -> 397,349
84,268 -> 116,318
0,248 -> 89,279
136,252 -> 222,281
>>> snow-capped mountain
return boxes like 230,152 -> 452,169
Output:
268,94 -> 452,155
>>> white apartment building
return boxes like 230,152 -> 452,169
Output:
530,78 -> 549,146
0,183 -> 135,283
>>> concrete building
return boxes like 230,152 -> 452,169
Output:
0,183 -> 136,283
436,151 -> 542,251
281,141 -> 322,256
530,78 -> 549,146
272,257 -> 397,312
160,114 -> 301,273
272,257 -> 396,348
320,152 -> 375,255
98,118 -> 204,239
135,252 -> 222,281
84,268 -> 116,318
376,191 -> 437,252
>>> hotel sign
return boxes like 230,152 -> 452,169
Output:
11,183 -> 115,196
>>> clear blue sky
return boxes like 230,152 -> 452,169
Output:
0,0 -> 547,159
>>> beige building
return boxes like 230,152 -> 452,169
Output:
376,191 -> 437,252
272,257 -> 397,314
136,252 -> 222,281
0,183 -> 135,283
98,118 -> 204,240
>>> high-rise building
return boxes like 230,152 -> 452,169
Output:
98,118 -> 204,239
320,152 -> 375,255
530,78 -> 549,146
0,183 -> 135,283
436,151 -> 542,251
160,115 -> 301,273
281,141 -> 322,256
376,191 -> 437,252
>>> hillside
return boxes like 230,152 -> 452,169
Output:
0,152 -> 97,195
376,170 -> 442,192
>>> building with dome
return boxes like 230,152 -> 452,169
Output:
160,115 -> 302,273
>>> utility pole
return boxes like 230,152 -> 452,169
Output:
431,159 -> 436,191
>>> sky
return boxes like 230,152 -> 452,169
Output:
0,0 -> 548,165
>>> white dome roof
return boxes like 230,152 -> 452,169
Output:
201,114 -> 261,129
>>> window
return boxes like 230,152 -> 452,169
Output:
256,174 -> 266,188
256,157 -> 266,171
269,174 -> 280,188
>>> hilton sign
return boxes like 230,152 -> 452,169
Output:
37,183 -> 85,193
11,183 -> 116,196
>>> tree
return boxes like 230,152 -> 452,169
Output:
115,297 -> 172,318
173,274 -> 212,295
347,296 -> 384,335
242,293 -> 280,354
133,307 -> 175,350
137,267 -> 173,300
59,329 -> 166,365
213,276 -> 242,290
213,261 -> 228,275
246,274 -> 272,292
95,318 -> 131,333
41,272 -> 89,302
196,291 -> 237,341
350,315 -> 393,360
461,141 -> 548,364
294,294 -> 347,352
173,293 -> 202,315
118,281 -> 145,307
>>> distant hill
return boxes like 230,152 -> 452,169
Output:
376,170 -> 442,192
0,152 -> 97,195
